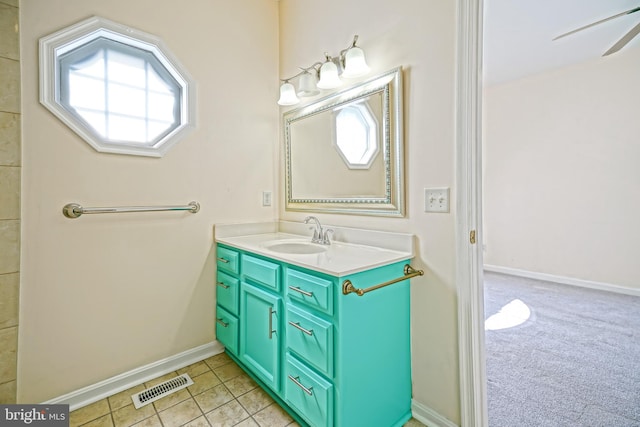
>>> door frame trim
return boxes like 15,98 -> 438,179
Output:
455,0 -> 487,426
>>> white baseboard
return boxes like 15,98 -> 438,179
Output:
44,341 -> 225,411
412,399 -> 459,427
484,265 -> 640,297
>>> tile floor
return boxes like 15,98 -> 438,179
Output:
69,352 -> 426,427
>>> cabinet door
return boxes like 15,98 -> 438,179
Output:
240,282 -> 281,392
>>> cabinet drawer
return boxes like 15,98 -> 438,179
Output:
215,306 -> 238,355
285,269 -> 333,315
242,255 -> 280,291
285,353 -> 333,427
286,303 -> 333,377
216,246 -> 240,275
216,271 -> 239,315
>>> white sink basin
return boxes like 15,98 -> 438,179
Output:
264,240 -> 328,254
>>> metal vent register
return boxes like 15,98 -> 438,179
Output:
131,374 -> 194,409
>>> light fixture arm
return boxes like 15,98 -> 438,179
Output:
280,62 -> 323,83
278,35 -> 369,106
339,35 -> 360,60
280,36 -> 362,82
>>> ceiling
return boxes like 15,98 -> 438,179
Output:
483,0 -> 640,86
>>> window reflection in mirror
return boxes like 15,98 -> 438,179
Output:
333,101 -> 379,169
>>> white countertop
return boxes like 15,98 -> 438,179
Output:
214,222 -> 415,276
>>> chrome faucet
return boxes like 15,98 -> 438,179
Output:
304,216 -> 333,245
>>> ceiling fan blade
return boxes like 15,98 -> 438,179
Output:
553,6 -> 640,40
603,20 -> 640,55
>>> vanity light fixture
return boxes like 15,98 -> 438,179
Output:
316,54 -> 343,89
277,80 -> 300,106
277,35 -> 370,106
297,71 -> 320,97
341,39 -> 370,78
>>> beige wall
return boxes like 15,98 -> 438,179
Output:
483,46 -> 640,289
0,0 -> 20,404
19,0 -> 279,402
279,0 -> 460,423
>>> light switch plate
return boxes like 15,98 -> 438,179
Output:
262,191 -> 272,206
424,187 -> 450,213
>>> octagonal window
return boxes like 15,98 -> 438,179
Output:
333,102 -> 379,169
39,16 -> 195,157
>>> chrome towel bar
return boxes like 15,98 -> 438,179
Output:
62,201 -> 200,219
342,264 -> 424,296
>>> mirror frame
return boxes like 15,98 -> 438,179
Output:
284,67 -> 404,216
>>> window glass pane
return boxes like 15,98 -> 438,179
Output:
108,84 -> 146,118
147,66 -> 175,94
69,50 -> 105,79
68,74 -> 105,111
148,121 -> 173,141
61,43 -> 180,145
148,92 -> 176,122
107,115 -> 147,143
77,110 -> 107,138
107,49 -> 147,86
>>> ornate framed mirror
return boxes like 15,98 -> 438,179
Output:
284,67 -> 404,216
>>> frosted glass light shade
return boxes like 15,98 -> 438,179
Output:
342,46 -> 370,78
297,72 -> 320,97
317,60 -> 342,89
277,82 -> 300,106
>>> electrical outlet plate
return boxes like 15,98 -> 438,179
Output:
424,187 -> 450,213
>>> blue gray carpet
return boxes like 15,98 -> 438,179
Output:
484,271 -> 640,427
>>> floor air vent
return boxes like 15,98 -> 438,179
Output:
131,373 -> 194,409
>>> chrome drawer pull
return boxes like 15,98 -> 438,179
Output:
216,281 -> 230,289
289,286 -> 313,297
268,307 -> 276,339
216,257 -> 229,263
288,375 -> 313,396
216,318 -> 229,327
217,282 -> 229,289
288,321 -> 313,336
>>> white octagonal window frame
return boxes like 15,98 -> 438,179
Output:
39,16 -> 196,157
332,102 -> 380,170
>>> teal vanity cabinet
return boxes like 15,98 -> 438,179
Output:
215,242 -> 414,427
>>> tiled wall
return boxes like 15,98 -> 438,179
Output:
0,0 -> 20,404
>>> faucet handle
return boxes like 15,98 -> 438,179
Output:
321,228 -> 334,245
308,226 -> 320,243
